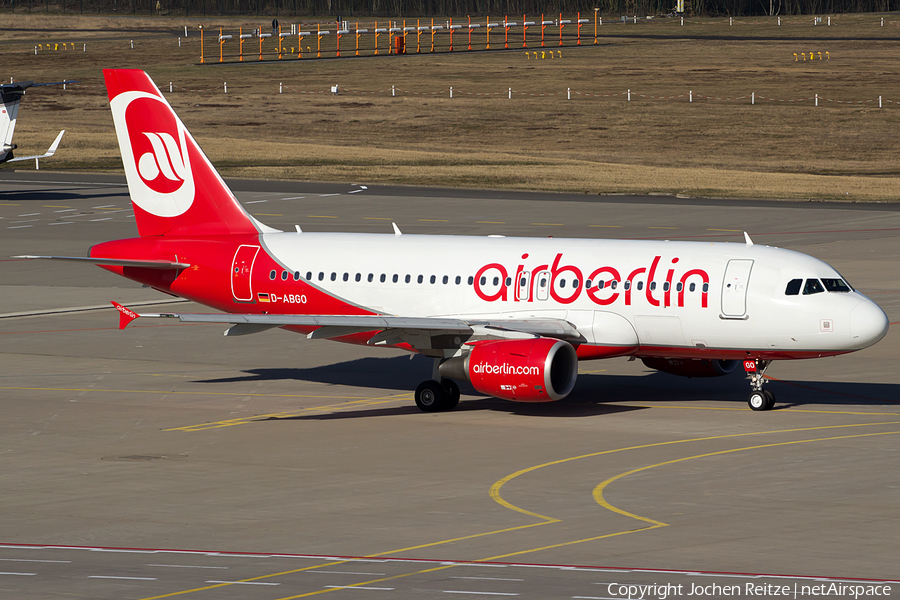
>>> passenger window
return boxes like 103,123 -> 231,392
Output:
455,276 -> 461,285
443,275 -> 449,284
560,279 -> 566,288
380,274 -> 386,283
676,282 -> 682,292
637,281 -> 644,291
368,273 -> 374,282
611,280 -> 617,289
417,275 -> 423,284
318,272 -> 325,281
689,282 -> 696,292
803,279 -> 825,295
431,275 -> 437,284
306,271 -> 312,280
785,279 -> 802,296
293,271 -> 300,281
281,271 -> 288,281
573,279 -> 580,289
492,277 -> 499,286
505,277 -> 511,286
822,278 -> 851,293
649,281 -> 655,291
480,276 -> 486,285
331,272 -> 337,281
392,274 -> 399,283
468,276 -> 474,285
405,274 -> 411,283
702,283 -> 709,293
355,273 -> 361,282
343,273 -> 349,282
269,270 -> 277,280
624,281 -> 630,290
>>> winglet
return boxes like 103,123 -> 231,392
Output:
111,301 -> 140,329
45,130 -> 65,156
744,231 -> 754,246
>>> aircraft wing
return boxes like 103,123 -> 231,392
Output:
14,255 -> 191,269
7,130 -> 65,162
111,302 -> 583,351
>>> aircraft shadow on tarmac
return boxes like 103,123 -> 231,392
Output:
0,187 -> 125,202
199,356 -> 900,418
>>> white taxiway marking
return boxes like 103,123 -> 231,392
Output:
315,571 -> 386,575
18,213 -> 40,217
0,571 -> 37,576
92,205 -> 116,209
450,577 -> 524,582
246,200 -> 268,204
49,222 -> 74,225
348,190 -> 363,194
88,575 -> 158,580
318,193 -> 340,197
8,225 -> 33,229
325,586 -> 395,591
443,592 -> 519,596
148,564 -> 228,569
54,208 -> 78,212
0,558 -> 71,563
90,218 -> 113,222
281,196 -> 306,200
206,580 -> 280,585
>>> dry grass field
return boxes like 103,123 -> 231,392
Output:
2,12 -> 899,200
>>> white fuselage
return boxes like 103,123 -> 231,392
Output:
259,232 -> 888,358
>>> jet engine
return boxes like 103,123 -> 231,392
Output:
641,357 -> 739,378
439,337 -> 578,402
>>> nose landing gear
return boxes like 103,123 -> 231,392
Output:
745,359 -> 775,411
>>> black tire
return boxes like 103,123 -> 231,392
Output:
763,389 -> 776,410
748,391 -> 768,411
441,379 -> 460,411
415,380 -> 446,412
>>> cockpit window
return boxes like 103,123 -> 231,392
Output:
785,279 -> 802,296
822,278 -> 852,293
803,279 -> 825,295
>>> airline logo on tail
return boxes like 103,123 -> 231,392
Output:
110,90 -> 195,218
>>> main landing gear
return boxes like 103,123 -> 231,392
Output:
414,379 -> 460,412
745,359 -> 776,411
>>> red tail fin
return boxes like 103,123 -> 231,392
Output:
104,69 -> 260,238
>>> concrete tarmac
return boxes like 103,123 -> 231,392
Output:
1,172 -> 898,599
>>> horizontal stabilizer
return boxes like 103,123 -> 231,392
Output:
14,255 -> 191,270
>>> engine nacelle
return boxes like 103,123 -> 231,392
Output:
439,338 -> 578,402
641,357 -> 739,378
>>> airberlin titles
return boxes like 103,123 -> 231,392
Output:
473,253 -> 711,308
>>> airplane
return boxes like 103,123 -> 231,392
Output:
1,80 -> 69,166
15,69 -> 890,412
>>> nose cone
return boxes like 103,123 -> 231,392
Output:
850,300 -> 890,349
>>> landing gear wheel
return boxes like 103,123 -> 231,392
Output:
763,389 -> 776,410
748,390 -> 768,411
415,380 -> 446,413
441,379 -> 460,411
